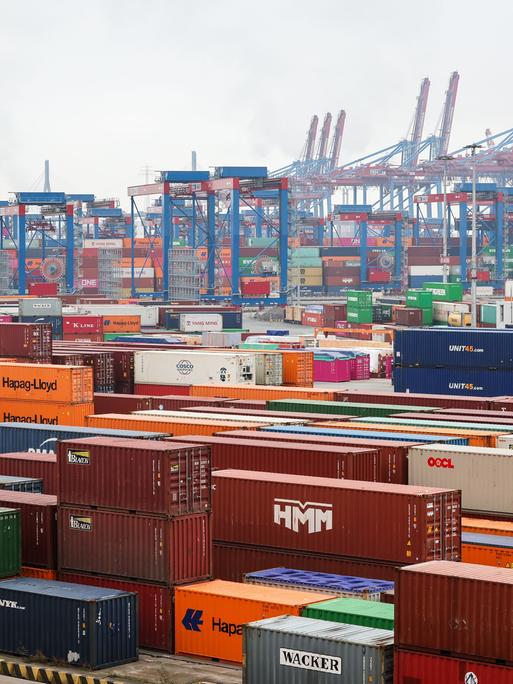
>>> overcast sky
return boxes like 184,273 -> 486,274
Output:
1,0 -> 512,207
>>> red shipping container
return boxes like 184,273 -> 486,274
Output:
212,471 -> 461,564
135,383 -> 191,396
58,437 -> 211,514
213,542 -> 398,583
58,507 -> 211,584
0,490 -> 57,568
152,396 -> 231,411
184,406 -> 356,423
0,315 -> 13,323
394,649 -> 513,684
218,430 -> 412,484
63,315 -> 103,334
62,333 -> 103,342
28,282 -> 58,295
241,281 -> 271,296
168,435 -> 381,481
224,399 -> 268,411
396,561 -> 513,662
93,393 -> 153,414
58,571 -> 173,652
0,323 -> 52,360
301,312 -> 324,326
334,390 -> 492,411
393,307 -> 424,326
0,452 -> 57,494
368,269 -> 391,282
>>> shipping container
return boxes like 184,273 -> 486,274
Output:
0,491 -> 56,568
153,395 -> 231,411
335,389 -> 492,410
168,435 -> 382,481
0,578 -> 137,669
19,298 -> 62,316
0,422 -> 168,455
0,399 -> 94,427
86,413 -> 258,435
243,615 -> 393,684
102,315 -> 142,332
462,532 -> 513,568
0,475 -> 43,493
134,409 -> 302,425
393,411 -> 513,428
394,366 -> 513,396
462,517 -> 513,536
0,363 -> 93,403
93,392 -> 153,414
63,315 -> 103,334
212,470 -> 461,564
59,571 -> 173,652
394,649 -> 513,684
174,579 -> 337,663
266,398 -> 437,417
0,452 -> 57,494
302,596 -> 394,630
396,560 -> 513,662
58,436 -> 211,514
0,508 -> 21,578
244,567 -> 393,599
179,313 -> 223,332
190,384 -> 334,401
423,282 -> 463,301
58,507 -> 211,584
182,405 -> 346,422
0,322 -> 52,360
408,444 -> 513,514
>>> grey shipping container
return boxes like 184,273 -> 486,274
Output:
18,298 -> 62,316
0,423 -> 169,454
0,476 -> 43,493
243,614 -> 393,683
0,578 -> 137,669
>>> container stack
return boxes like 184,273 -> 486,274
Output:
0,322 -> 52,363
346,290 -> 373,324
395,561 -> 513,683
405,289 -> 433,325
19,298 -> 63,339
57,436 -> 212,651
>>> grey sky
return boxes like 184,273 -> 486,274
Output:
2,0 -> 512,207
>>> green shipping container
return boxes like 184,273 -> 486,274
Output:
346,290 -> 373,307
480,303 -> 497,325
421,308 -> 433,325
302,597 -> 394,631
266,399 -> 437,417
406,289 -> 433,309
0,508 -> 21,579
423,282 -> 463,301
347,307 -> 373,323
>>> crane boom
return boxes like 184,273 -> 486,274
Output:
329,110 -> 346,170
303,115 -> 319,162
407,77 -> 430,167
437,71 -> 459,156
316,112 -> 332,159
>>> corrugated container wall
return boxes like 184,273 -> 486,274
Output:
393,366 -> 513,396
0,508 -> 21,578
0,453 -> 57,494
394,649 -> 513,684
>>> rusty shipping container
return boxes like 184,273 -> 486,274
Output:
0,400 -> 94,426
394,649 -> 513,684
59,571 -> 173,652
213,542 -> 400,583
0,490 -> 57,568
396,561 -> 513,662
0,363 -> 93,403
212,471 -> 461,565
219,430 -> 414,484
0,452 -> 57,494
168,435 -> 382,482
58,507 -> 211,584
86,413 -> 260,435
58,437 -> 211,514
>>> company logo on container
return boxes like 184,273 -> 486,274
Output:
280,648 -> 342,674
465,674 -> 478,684
448,383 -> 483,391
428,457 -> 455,469
182,608 -> 203,631
69,515 -> 92,531
67,449 -> 90,465
274,498 -> 333,534
0,600 -> 25,610
176,360 -> 194,375
448,345 -> 484,353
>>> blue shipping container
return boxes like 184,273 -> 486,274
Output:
394,328 -> 513,368
0,423 -> 168,454
0,578 -> 137,669
262,425 -> 468,445
393,366 -> 512,396
408,275 -> 443,288
20,315 -> 63,339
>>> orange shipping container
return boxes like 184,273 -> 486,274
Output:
319,421 -> 502,448
0,400 -> 94,426
174,580 -> 336,663
0,363 -> 93,404
85,413 -> 261,435
21,566 -> 57,580
102,316 -> 141,333
189,384 -> 334,401
462,537 -> 513,568
462,518 -> 513,536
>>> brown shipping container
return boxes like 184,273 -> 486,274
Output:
213,542 -> 399,582
0,400 -> 94,426
0,322 -> 52,360
58,437 -> 211,514
58,507 -> 211,584
182,406 -> 358,423
396,561 -> 513,662
0,363 -> 93,403
168,435 -> 380,481
0,490 -> 57,568
218,430 -> 413,484
152,395 -> 231,410
212,470 -> 461,564
0,452 -> 57,494
334,390 -> 492,410
440,406 -> 513,418
85,413 -> 260,435
93,393 -> 153,414
59,571 -> 173,652
393,308 -> 424,326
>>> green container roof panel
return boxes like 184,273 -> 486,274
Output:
0,508 -> 21,579
302,597 -> 394,631
266,399 -> 437,417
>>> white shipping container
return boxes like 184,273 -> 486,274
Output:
133,410 -> 303,425
120,268 -> 154,278
83,239 -> 123,249
408,444 -> 513,514
496,435 -> 513,449
432,301 -> 470,323
68,304 -> 159,327
202,331 -> 242,347
134,349 -> 255,385
179,313 -> 223,332
409,265 -> 444,275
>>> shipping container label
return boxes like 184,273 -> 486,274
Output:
2,376 -> 58,394
67,449 -> 90,465
182,607 -> 242,635
3,412 -> 57,424
274,498 -> 333,534
279,648 -> 342,675
448,345 -> 484,353
69,515 -> 92,531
